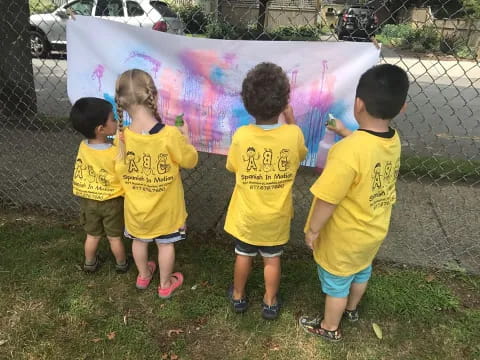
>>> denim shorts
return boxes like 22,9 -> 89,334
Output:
124,227 -> 186,244
234,239 -> 284,258
317,264 -> 372,298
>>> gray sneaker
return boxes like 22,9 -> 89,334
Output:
228,286 -> 248,313
83,256 -> 100,273
343,309 -> 359,322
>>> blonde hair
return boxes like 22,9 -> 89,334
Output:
115,69 -> 162,159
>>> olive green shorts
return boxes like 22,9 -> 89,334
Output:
79,197 -> 124,237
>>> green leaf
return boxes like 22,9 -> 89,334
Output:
372,323 -> 383,339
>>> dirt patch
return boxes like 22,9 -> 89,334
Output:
446,279 -> 480,310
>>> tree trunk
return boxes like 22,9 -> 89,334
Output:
257,0 -> 269,33
0,0 -> 38,124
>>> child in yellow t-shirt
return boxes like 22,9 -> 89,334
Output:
71,97 -> 128,273
299,64 -> 409,341
225,62 -> 307,320
115,69 -> 198,299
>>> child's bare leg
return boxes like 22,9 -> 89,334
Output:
157,243 -> 175,288
263,256 -> 281,305
346,281 -> 368,311
233,255 -> 253,299
132,240 -> 150,278
107,236 -> 126,264
322,295 -> 348,331
84,234 -> 101,264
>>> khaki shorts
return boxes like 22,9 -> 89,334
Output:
79,197 -> 124,237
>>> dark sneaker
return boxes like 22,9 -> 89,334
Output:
344,308 -> 359,322
115,256 -> 131,274
228,286 -> 248,313
83,256 -> 100,273
261,300 -> 281,320
299,316 -> 342,342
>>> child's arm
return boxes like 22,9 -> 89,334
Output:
328,118 -> 352,138
282,104 -> 296,125
226,133 -> 239,173
303,142 -> 357,250
305,199 -> 336,250
171,125 -> 198,169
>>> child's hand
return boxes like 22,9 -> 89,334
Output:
305,229 -> 319,251
327,117 -> 352,138
179,121 -> 190,141
282,104 -> 296,125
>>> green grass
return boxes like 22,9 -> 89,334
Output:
0,216 -> 479,359
400,154 -> 480,182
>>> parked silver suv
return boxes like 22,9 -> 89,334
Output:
30,0 -> 185,57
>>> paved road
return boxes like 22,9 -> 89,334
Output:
32,48 -> 480,158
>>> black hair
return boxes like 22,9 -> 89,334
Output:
241,62 -> 290,122
356,64 -> 409,120
70,97 -> 113,139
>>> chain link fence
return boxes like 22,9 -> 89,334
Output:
0,0 -> 479,273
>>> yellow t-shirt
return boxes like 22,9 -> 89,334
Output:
115,126 -> 198,238
224,124 -> 308,246
73,141 -> 123,201
305,130 -> 401,276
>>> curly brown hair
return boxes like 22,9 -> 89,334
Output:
241,62 -> 290,122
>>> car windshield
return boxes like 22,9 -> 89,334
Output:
66,0 -> 95,16
350,7 -> 373,16
150,1 -> 178,17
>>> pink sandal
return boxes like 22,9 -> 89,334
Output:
136,261 -> 156,290
158,272 -> 184,299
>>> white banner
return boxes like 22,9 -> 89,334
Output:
67,16 -> 380,166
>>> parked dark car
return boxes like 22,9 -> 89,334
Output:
335,5 -> 378,41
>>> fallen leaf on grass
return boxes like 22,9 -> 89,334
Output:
161,354 -> 169,360
107,332 -> 116,340
168,329 -> 184,337
372,323 -> 383,339
200,281 -> 212,288
0,340 -> 7,346
269,344 -> 281,351
91,338 -> 102,343
425,274 -> 435,282
170,354 -> 179,360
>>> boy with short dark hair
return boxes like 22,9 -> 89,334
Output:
225,62 -> 307,320
299,64 -> 409,341
71,97 -> 128,273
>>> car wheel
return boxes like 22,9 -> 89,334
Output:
30,30 -> 50,58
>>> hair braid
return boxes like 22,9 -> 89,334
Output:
115,97 -> 126,160
146,86 -> 162,123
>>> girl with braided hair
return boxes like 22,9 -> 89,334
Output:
115,69 -> 198,298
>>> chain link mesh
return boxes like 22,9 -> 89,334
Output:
1,0 -> 479,273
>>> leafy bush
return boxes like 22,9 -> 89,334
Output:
205,22 -> 324,41
440,33 -> 461,54
205,20 -> 240,39
381,24 -> 414,40
270,25 -> 324,40
173,4 -> 209,34
377,24 -> 414,47
29,0 -> 56,14
405,26 -> 440,51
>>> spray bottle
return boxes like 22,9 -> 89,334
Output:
315,114 -> 337,174
175,113 -> 184,127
